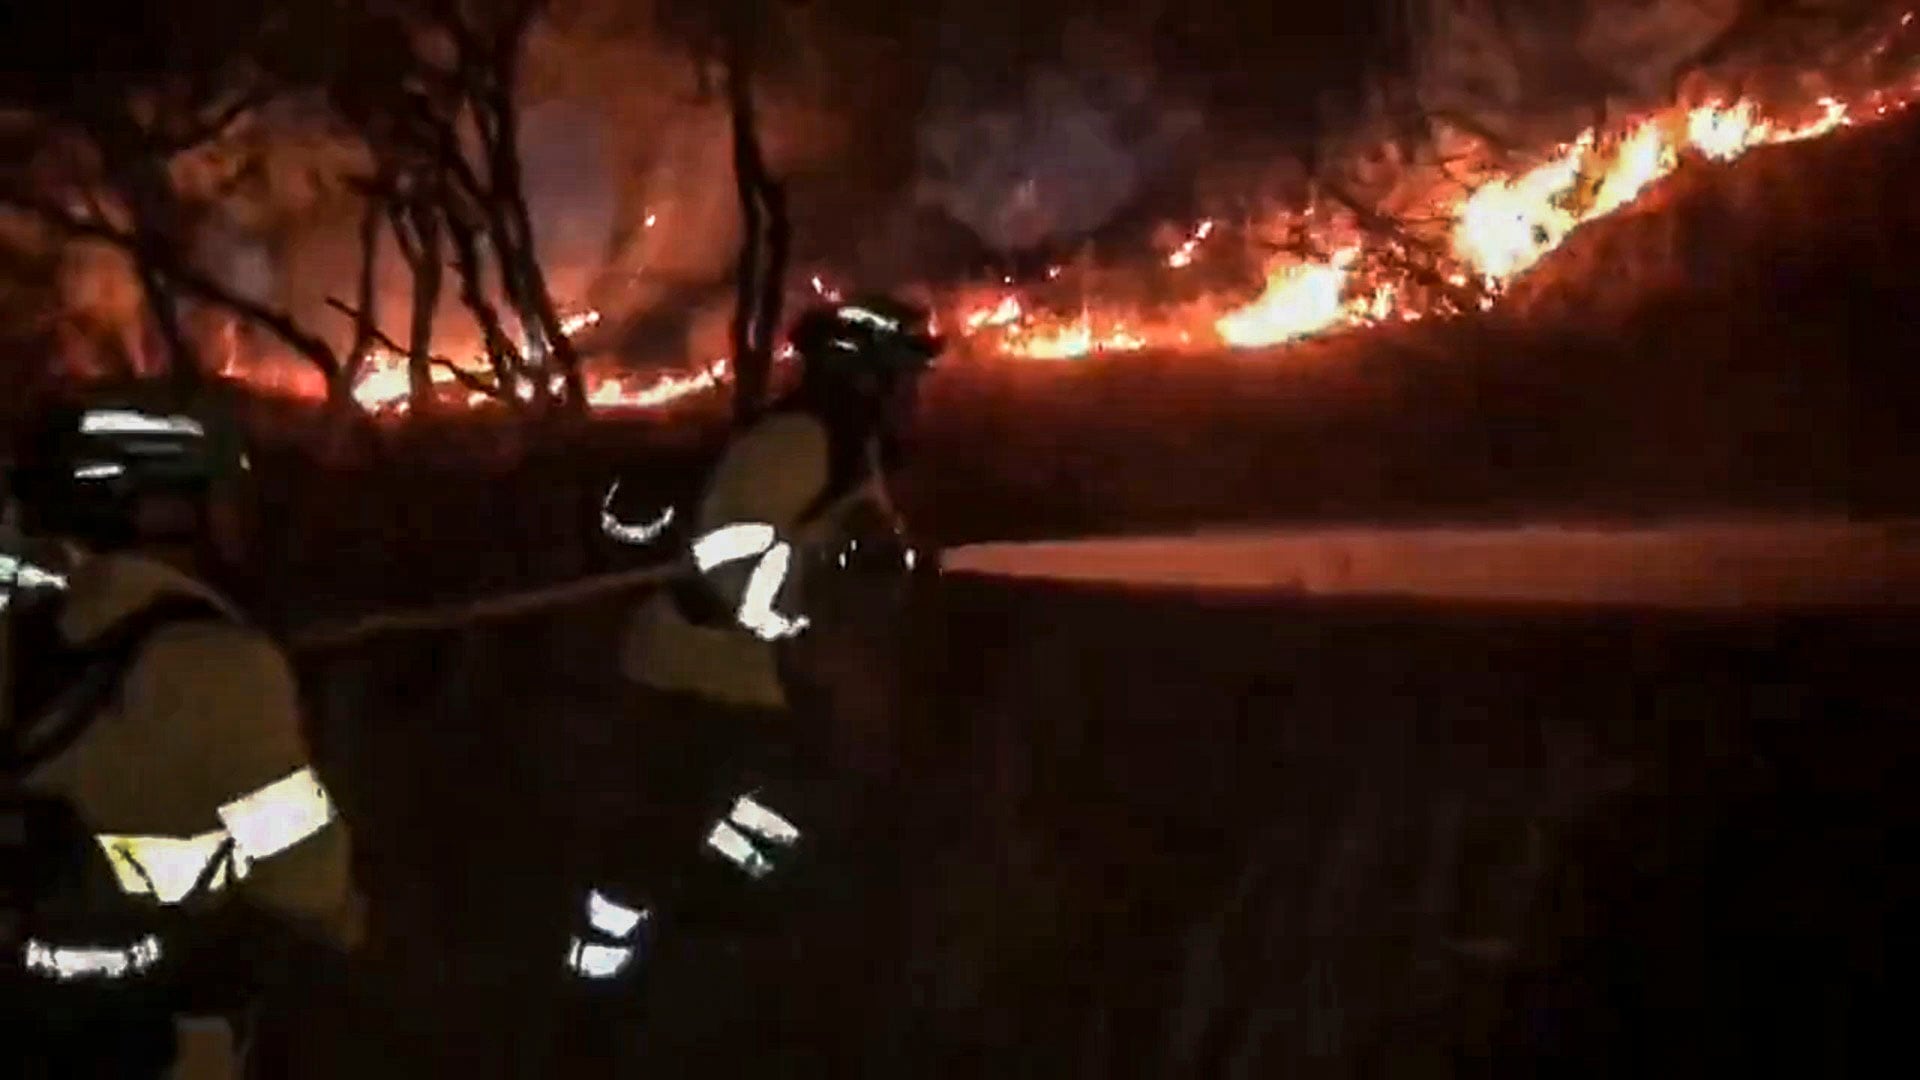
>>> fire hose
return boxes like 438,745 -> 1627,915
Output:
283,516 -> 1920,653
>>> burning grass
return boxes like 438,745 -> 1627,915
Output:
902,94 -> 1920,543
320,7 -> 1920,420
232,75 -> 1920,577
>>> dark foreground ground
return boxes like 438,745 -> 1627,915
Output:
261,573 -> 1915,1078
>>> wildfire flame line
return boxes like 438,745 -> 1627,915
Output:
340,13 -> 1918,415
952,19 -> 1920,362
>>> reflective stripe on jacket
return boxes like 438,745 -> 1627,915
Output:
624,412 -> 889,709
14,553 -> 363,950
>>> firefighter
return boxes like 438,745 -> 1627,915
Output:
568,295 -> 942,1064
1,391 -> 363,1077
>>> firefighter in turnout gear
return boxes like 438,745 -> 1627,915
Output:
1,390 -> 362,1078
572,295 -> 941,1065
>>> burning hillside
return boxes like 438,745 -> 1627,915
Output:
335,7 -> 1920,416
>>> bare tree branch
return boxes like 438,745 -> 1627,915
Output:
487,77 -> 586,413
389,186 -> 446,410
326,294 -> 503,400
149,89 -> 268,158
1319,181 -> 1492,313
723,15 -> 791,428
341,183 -> 387,389
442,199 -> 527,408
427,353 -> 507,398
4,190 -> 345,385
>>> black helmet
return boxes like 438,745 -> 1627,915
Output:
6,389 -> 250,549
788,295 -> 944,389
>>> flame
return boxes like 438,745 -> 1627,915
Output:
587,357 -> 730,409
1217,248 -> 1361,348
296,10 -> 1920,415
351,308 -> 606,413
964,294 -> 1023,331
1450,95 -> 1862,286
1166,219 -> 1215,269
947,25 -> 1918,362
1007,317 -> 1148,361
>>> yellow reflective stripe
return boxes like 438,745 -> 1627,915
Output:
22,934 -> 164,980
217,765 -> 337,865
94,831 -> 236,904
93,768 -> 335,904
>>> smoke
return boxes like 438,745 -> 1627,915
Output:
913,11 -> 1202,255
1398,1 -> 1889,147
521,7 -> 848,361
54,239 -> 152,378
518,98 -> 618,307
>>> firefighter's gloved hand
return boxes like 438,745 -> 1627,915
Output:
831,531 -> 938,576
906,541 -> 941,576
831,534 -> 902,574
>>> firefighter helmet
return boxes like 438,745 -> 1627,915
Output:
6,387 -> 251,549
788,295 -> 944,387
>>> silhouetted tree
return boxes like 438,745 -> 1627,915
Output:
655,0 -> 802,427
1,0 -> 597,418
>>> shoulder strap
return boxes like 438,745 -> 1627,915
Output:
3,594 -> 228,776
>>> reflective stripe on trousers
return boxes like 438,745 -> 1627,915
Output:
565,889 -> 651,979
704,792 -> 801,879
20,934 -> 164,980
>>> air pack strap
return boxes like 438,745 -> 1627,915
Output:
4,595 -> 227,777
